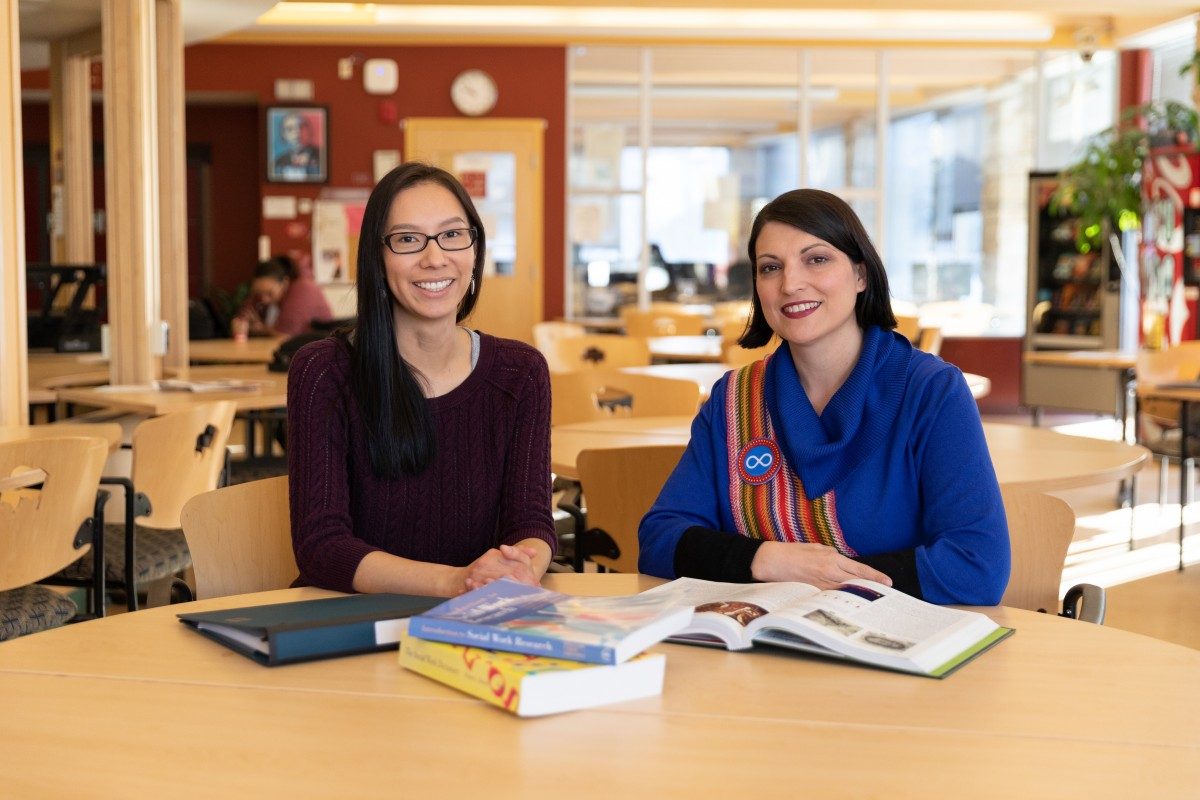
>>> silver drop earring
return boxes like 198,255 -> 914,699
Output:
469,278 -> 476,294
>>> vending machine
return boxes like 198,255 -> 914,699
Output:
1141,144 -> 1200,346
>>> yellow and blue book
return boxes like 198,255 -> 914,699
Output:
399,634 -> 666,717
406,579 -> 693,665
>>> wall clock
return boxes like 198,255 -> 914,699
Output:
450,69 -> 498,117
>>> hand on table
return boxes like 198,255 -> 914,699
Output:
750,541 -> 892,589
460,544 -> 541,593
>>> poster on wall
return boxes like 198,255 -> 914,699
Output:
312,189 -> 370,285
266,106 -> 329,184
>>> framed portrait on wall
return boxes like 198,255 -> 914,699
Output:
266,106 -> 328,183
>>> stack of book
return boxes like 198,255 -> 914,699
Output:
399,580 -> 694,717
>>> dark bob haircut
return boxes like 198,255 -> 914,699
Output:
739,188 -> 897,348
346,161 -> 487,478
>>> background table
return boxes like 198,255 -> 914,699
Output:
647,335 -> 724,363
1022,349 -> 1136,436
0,573 -> 1195,796
55,365 -> 286,417
552,417 -> 1148,486
187,336 -> 284,365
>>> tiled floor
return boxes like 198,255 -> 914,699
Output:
989,413 -> 1200,650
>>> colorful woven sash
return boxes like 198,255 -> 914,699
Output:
724,355 -> 857,556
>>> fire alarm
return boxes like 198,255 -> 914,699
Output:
363,58 -> 398,95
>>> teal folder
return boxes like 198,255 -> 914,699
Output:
178,593 -> 442,666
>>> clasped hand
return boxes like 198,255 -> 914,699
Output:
461,544 -> 540,593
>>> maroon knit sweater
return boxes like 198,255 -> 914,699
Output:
287,333 -> 557,592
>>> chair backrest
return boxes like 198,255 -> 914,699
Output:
544,334 -> 651,373
131,401 -> 237,530
532,321 -> 585,354
915,326 -> 943,356
619,307 -> 707,337
1136,341 -> 1200,428
894,314 -> 920,342
1000,487 -> 1075,614
576,444 -> 686,573
180,476 -> 297,599
550,369 -> 702,427
0,436 -> 108,592
722,338 -> 778,368
711,300 -> 752,324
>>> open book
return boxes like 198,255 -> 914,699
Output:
640,578 -> 1012,678
156,378 -> 271,393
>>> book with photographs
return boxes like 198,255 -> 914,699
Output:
399,635 -> 666,717
406,579 -> 693,665
639,578 -> 1013,678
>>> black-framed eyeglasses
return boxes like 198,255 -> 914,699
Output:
381,227 -> 478,255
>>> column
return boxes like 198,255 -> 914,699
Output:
157,0 -> 189,371
0,0 -> 28,425
102,0 -> 162,385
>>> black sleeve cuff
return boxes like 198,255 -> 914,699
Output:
854,549 -> 923,599
673,526 -> 765,583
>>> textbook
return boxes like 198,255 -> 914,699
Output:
399,635 -> 666,717
639,578 -> 1013,678
178,593 -> 442,666
406,579 -> 694,665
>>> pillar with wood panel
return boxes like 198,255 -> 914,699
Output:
156,0 -> 188,371
102,0 -> 162,385
0,0 -> 29,426
51,33 -> 99,265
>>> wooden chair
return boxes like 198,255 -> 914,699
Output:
619,307 -> 707,337
550,369 -> 702,427
0,436 -> 108,640
574,445 -> 686,573
532,321 -> 585,355
722,338 -> 778,368
56,401 -> 237,611
181,476 -> 297,599
894,314 -> 920,342
543,334 -> 651,373
1136,342 -> 1200,504
1000,488 -> 1104,623
915,326 -> 943,356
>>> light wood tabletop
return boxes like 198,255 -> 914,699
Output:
0,574 -> 1196,796
1023,349 -> 1136,370
551,417 -> 1148,487
187,336 -> 284,365
54,365 -> 287,416
647,335 -> 724,363
0,422 -> 124,450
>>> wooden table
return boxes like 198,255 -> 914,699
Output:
0,573 -> 1195,796
647,335 -> 724,363
55,365 -> 287,416
187,336 -> 284,365
0,422 -> 123,451
618,365 -> 990,402
1022,350 -> 1137,437
552,417 -> 1149,486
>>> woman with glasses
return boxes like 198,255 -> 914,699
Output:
287,162 -> 555,596
638,189 -> 1009,605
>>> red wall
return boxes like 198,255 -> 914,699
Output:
185,42 -> 567,317
21,42 -> 567,318
940,336 -> 1023,415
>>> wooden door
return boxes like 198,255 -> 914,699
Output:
404,118 -> 543,344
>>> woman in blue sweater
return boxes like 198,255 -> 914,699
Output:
638,189 -> 1009,605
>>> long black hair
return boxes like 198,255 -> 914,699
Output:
346,162 -> 487,478
739,188 -> 896,348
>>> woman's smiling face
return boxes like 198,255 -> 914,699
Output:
753,221 -> 865,352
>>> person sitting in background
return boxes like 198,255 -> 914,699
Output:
638,188 -> 1009,606
235,255 -> 333,338
287,162 -> 556,597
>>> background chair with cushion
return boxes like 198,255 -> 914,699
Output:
57,401 -> 237,611
181,476 -> 297,599
573,445 -> 686,573
1001,487 -> 1105,623
550,369 -> 702,427
0,436 -> 107,640
543,334 -> 651,373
